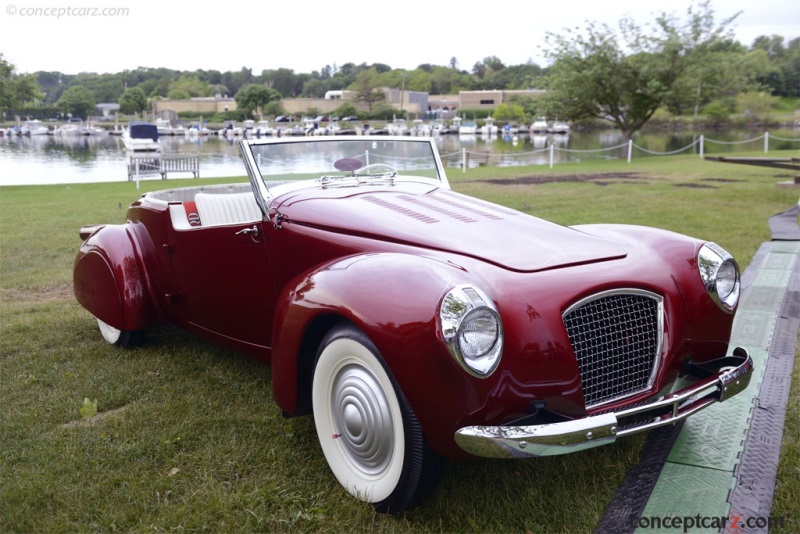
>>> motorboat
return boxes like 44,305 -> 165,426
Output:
387,118 -> 409,136
410,119 -> 432,136
54,119 -> 87,136
458,119 -> 478,136
21,120 -> 50,136
122,121 -> 160,152
480,117 -> 498,135
531,117 -> 549,133
156,118 -> 186,136
255,120 -> 274,136
549,120 -> 570,134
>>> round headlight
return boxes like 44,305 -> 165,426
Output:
716,260 -> 738,299
440,286 -> 503,377
697,243 -> 740,312
459,308 -> 500,359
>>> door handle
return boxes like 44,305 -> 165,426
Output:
235,225 -> 260,242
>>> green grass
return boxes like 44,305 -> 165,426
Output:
1,152 -> 799,532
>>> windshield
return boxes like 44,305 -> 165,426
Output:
242,136 -> 448,197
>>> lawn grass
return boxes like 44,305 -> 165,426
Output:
1,151 -> 798,532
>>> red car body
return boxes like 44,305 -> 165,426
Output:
74,136 -> 752,512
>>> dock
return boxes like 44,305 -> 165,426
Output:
706,156 -> 800,174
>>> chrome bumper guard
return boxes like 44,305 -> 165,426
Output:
454,347 -> 753,458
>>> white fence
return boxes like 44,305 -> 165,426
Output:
443,132 -> 800,172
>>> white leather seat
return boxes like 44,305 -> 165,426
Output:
194,192 -> 261,226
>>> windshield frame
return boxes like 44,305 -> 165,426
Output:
239,136 -> 451,209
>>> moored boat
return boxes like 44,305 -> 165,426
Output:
123,121 -> 160,152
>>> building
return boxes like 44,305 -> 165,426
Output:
150,89 -> 544,118
152,95 -> 238,116
458,89 -> 545,110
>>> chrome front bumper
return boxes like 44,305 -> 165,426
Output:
454,347 -> 753,458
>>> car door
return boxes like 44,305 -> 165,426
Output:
167,210 -> 278,352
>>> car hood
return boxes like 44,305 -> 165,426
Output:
274,184 -> 627,272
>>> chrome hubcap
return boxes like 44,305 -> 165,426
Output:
331,363 -> 394,475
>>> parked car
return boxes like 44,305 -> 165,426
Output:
73,136 -> 752,513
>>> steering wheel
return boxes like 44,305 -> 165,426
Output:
353,163 -> 397,178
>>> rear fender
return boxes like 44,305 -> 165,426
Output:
73,224 -> 161,332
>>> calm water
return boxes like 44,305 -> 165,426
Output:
1,129 -> 798,186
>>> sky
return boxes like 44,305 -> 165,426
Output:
2,0 -> 799,75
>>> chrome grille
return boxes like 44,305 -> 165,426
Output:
563,290 -> 663,408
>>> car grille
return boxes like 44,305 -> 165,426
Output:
563,290 -> 663,408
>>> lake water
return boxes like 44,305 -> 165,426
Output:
1,128 -> 798,186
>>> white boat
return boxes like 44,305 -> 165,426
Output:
387,118 -> 409,136
458,118 -> 478,136
85,123 -> 109,136
410,119 -> 432,136
21,120 -> 50,136
480,117 -> 498,135
531,117 -> 549,133
155,118 -> 186,136
255,120 -> 274,136
549,120 -> 570,134
430,120 -> 450,135
54,118 -> 90,136
123,122 -> 160,152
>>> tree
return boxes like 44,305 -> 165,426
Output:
736,91 -> 777,123
56,85 -> 96,119
261,68 -> 301,97
235,84 -> 282,118
333,102 -> 359,119
493,102 -> 526,122
752,35 -> 800,97
167,74 -> 211,99
0,54 -> 42,112
351,69 -> 386,112
542,1 -> 739,140
118,87 -> 148,115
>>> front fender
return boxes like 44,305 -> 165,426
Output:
271,252 -> 488,456
73,224 -> 162,332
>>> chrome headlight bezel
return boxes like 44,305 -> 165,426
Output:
439,285 -> 504,378
698,242 -> 740,313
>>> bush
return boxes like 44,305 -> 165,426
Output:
702,101 -> 731,122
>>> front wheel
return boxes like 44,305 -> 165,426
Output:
312,323 -> 442,513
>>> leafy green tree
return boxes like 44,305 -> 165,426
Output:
0,54 -> 42,112
235,84 -> 282,118
262,100 -> 285,118
118,87 -> 148,115
221,67 -> 253,96
736,91 -> 777,123
57,85 -> 96,118
333,102 -> 359,119
752,35 -> 800,97
492,102 -> 526,121
260,68 -> 300,97
167,74 -> 210,99
351,69 -> 386,112
542,1 -> 738,140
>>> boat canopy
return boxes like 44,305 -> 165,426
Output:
129,122 -> 159,141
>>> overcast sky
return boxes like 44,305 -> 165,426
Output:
2,0 -> 799,75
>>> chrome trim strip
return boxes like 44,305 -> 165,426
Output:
562,288 -> 664,409
453,347 -> 752,458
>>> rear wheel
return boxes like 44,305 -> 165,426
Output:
312,323 -> 442,513
96,318 -> 143,348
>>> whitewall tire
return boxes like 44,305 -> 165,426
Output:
96,318 -> 141,348
312,323 -> 442,513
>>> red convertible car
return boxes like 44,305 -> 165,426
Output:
74,136 -> 752,512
